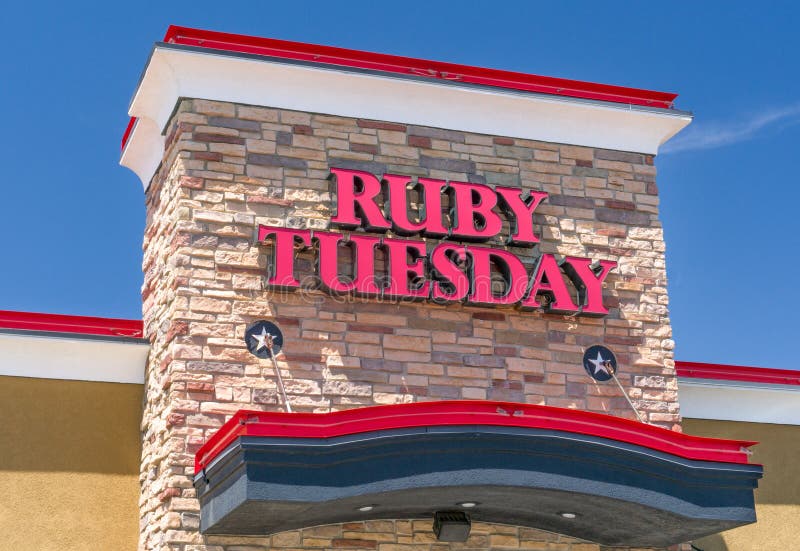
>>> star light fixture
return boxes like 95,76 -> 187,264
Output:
581,345 -> 616,382
244,320 -> 284,359
588,351 -> 611,376
581,344 -> 646,423
251,326 -> 272,353
244,320 -> 290,412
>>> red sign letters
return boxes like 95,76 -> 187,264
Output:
257,168 -> 617,316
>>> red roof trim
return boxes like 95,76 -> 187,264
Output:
121,117 -> 137,152
163,26 -> 677,109
194,400 -> 756,473
121,25 -> 679,152
676,360 -> 800,386
0,310 -> 144,339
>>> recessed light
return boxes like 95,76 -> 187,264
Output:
559,512 -> 577,519
458,502 -> 478,508
357,505 -> 374,512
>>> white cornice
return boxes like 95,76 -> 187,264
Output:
679,378 -> 800,426
121,44 -> 692,190
0,331 -> 148,384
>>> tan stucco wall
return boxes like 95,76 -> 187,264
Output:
683,418 -> 800,551
0,375 -> 142,551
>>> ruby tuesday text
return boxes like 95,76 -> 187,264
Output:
258,168 -> 617,316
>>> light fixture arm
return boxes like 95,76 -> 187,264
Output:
606,362 -> 645,423
265,336 -> 292,413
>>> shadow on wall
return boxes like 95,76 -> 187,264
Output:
683,419 -> 800,506
692,535 -> 730,551
0,375 -> 143,473
683,419 -> 800,551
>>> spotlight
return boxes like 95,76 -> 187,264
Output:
458,502 -> 478,508
357,505 -> 374,512
559,512 -> 578,519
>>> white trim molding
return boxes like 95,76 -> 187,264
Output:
121,44 -> 692,190
679,378 -> 800,426
0,332 -> 148,384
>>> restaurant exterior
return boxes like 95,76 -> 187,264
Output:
1,25 -> 798,551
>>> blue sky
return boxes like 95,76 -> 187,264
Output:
1,2 -> 797,369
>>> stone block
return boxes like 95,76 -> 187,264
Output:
140,100 -> 675,550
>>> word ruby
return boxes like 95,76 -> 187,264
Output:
329,167 -> 549,245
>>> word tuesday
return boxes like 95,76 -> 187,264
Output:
257,168 -> 617,316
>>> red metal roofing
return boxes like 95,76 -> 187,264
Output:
122,25 -> 680,152
195,400 -> 758,473
0,310 -> 144,339
163,25 -> 677,109
121,117 -> 137,153
676,360 -> 800,386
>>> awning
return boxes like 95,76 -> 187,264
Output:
193,400 -> 761,547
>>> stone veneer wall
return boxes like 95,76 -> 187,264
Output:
138,98 -> 680,551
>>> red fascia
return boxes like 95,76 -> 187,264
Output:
676,360 -> 800,386
121,117 -> 137,152
194,400 -> 757,473
0,310 -> 144,339
122,26 -> 679,152
162,25 -> 677,108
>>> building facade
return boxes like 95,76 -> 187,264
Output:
1,26 -> 797,551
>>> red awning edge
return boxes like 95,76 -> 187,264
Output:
195,400 -> 757,473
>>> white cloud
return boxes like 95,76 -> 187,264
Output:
661,102 -> 800,154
